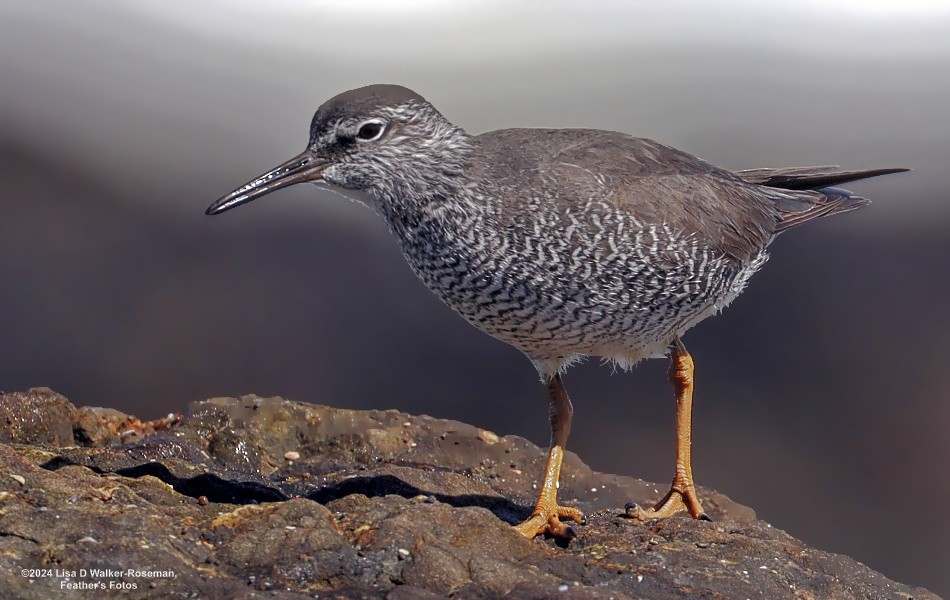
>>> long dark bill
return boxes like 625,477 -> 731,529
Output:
205,149 -> 329,215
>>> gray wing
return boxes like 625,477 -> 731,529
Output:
475,128 -> 779,262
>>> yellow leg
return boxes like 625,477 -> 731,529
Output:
630,338 -> 710,521
514,374 -> 586,539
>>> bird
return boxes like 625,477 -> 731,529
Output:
206,84 -> 907,540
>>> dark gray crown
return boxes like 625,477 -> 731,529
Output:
310,84 -> 428,136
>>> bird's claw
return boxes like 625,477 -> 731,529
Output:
515,504 -> 585,539
625,485 -> 709,521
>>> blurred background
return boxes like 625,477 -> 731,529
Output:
1,0 -> 948,595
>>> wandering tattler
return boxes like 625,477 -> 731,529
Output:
206,84 -> 907,539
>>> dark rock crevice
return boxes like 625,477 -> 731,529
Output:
45,457 -> 290,505
305,473 -> 531,524
0,531 -> 42,546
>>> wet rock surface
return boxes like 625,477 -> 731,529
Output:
0,388 -> 938,599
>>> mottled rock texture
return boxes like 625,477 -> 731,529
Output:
0,388 -> 937,599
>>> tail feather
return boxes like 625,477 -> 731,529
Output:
770,188 -> 870,232
735,166 -> 909,232
737,166 -> 909,190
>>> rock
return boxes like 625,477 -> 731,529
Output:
0,390 -> 938,599
0,387 -> 180,448
0,388 -> 76,446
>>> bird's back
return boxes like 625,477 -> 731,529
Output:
471,128 -> 779,263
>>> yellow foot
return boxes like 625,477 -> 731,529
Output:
514,503 -> 586,539
626,484 -> 711,522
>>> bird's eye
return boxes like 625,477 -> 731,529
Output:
356,121 -> 384,141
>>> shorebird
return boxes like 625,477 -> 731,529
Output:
207,84 -> 906,539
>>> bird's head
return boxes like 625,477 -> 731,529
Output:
206,84 -> 472,217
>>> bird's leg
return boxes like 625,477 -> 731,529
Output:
514,373 -> 586,539
630,338 -> 710,521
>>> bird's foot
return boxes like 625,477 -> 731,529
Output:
514,501 -> 586,539
625,481 -> 711,522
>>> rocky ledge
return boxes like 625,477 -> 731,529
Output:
0,388 -> 936,599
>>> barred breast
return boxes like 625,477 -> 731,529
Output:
394,196 -> 768,373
